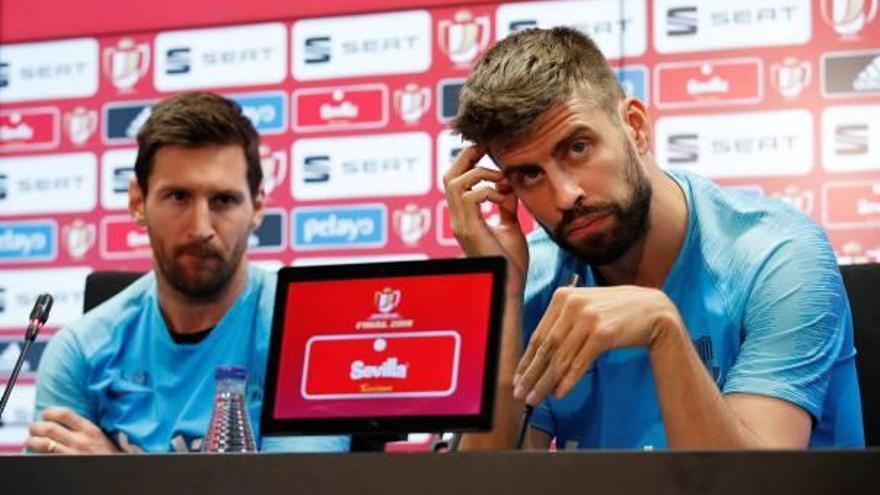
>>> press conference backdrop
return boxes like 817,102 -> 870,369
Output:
0,0 -> 878,452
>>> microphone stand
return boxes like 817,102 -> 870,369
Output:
0,337 -> 36,419
0,294 -> 53,421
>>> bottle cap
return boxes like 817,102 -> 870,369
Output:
215,365 -> 247,380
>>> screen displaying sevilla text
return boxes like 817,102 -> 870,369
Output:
272,272 -> 493,419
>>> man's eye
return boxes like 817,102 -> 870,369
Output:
569,140 -> 589,156
514,168 -> 544,187
168,192 -> 187,202
212,195 -> 239,207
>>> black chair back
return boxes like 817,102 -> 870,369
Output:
83,271 -> 143,312
840,263 -> 880,446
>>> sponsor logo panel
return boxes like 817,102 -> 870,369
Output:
229,92 -> 287,135
436,200 -> 536,246
292,204 -> 387,250
248,209 -> 286,252
292,11 -> 431,80
0,220 -> 57,263
438,10 -> 492,67
0,380 -> 35,434
102,100 -> 156,144
100,215 -> 151,259
62,219 -> 97,260
0,107 -> 60,152
821,104 -> 880,172
0,153 -> 97,215
292,133 -> 431,201
822,50 -> 880,98
63,107 -> 98,146
654,58 -> 763,108
0,267 -> 91,328
292,84 -> 388,133
496,0 -> 647,58
393,83 -> 431,125
655,110 -> 814,178
654,0 -> 812,54
437,78 -> 465,123
102,38 -> 151,92
820,0 -> 879,37
615,66 -> 648,102
828,230 -> 880,264
771,185 -> 815,216
155,23 -> 286,91
259,145 -> 287,198
0,339 -> 47,374
770,57 -> 812,99
823,181 -> 880,228
435,129 -> 497,192
0,38 -> 98,103
393,203 -> 432,247
101,148 -> 137,210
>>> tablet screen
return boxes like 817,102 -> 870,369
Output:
261,257 -> 505,435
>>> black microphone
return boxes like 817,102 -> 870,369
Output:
25,293 -> 54,341
0,293 -> 54,419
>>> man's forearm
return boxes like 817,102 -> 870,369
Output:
649,312 -> 772,448
461,296 -> 525,450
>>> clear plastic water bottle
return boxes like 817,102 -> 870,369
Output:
201,365 -> 257,453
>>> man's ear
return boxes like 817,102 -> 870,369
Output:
129,177 -> 146,225
618,97 -> 652,154
250,188 -> 266,231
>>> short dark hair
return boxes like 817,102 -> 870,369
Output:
134,92 -> 262,199
453,27 -> 625,148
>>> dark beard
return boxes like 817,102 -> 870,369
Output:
153,236 -> 245,301
540,144 -> 652,266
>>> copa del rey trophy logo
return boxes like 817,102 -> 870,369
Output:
393,84 -> 431,124
63,219 -> 96,259
772,186 -> 814,215
103,38 -> 150,91
394,203 -> 431,246
822,0 -> 878,36
438,10 -> 491,66
63,107 -> 98,145
771,58 -> 811,99
258,145 -> 287,197
374,287 -> 402,315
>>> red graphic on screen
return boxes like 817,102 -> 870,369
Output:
303,332 -> 459,398
272,272 -> 493,419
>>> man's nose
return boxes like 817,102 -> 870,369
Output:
550,167 -> 585,211
186,200 -> 215,241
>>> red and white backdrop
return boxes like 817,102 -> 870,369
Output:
0,0 -> 878,451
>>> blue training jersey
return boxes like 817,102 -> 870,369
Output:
34,265 -> 349,453
522,170 -> 864,449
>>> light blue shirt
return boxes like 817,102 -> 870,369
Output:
34,266 -> 349,453
523,170 -> 864,449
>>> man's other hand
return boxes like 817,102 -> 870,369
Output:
25,407 -> 120,454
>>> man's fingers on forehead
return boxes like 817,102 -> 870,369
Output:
447,146 -> 486,175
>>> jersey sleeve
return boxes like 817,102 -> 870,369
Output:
722,225 -> 850,421
33,328 -> 96,421
260,435 -> 350,453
